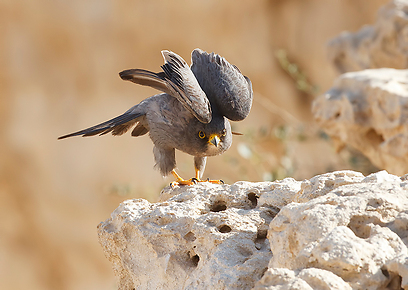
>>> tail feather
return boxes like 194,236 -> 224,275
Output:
58,109 -> 145,139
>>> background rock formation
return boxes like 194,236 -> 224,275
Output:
328,0 -> 408,74
98,171 -> 408,289
314,0 -> 408,176
313,69 -> 408,175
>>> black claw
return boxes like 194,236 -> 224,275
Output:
191,178 -> 198,184
206,178 -> 210,181
219,179 -> 224,184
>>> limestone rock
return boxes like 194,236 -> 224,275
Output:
98,182 -> 281,290
253,268 -> 352,290
98,170 -> 408,290
327,0 -> 408,74
296,170 -> 365,202
267,170 -> 408,290
312,68 -> 408,175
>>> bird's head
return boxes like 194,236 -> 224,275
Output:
185,115 -> 232,157
198,128 -> 225,150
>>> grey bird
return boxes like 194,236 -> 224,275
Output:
58,48 -> 253,186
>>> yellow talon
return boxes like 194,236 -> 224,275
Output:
170,170 -> 196,187
170,169 -> 225,187
195,168 -> 224,184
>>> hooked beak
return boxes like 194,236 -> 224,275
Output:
208,134 -> 220,147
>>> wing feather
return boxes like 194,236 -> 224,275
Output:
119,50 -> 212,124
191,48 -> 253,121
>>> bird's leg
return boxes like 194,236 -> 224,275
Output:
195,168 -> 201,180
193,156 -> 224,185
170,169 -> 197,187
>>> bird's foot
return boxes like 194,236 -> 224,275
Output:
170,170 -> 224,187
200,178 -> 224,185
193,169 -> 224,184
170,178 -> 198,187
170,177 -> 224,187
170,170 -> 197,187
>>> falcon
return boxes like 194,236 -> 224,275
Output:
59,48 -> 253,186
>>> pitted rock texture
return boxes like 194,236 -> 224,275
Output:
98,170 -> 408,290
253,268 -> 352,290
313,68 -> 408,175
327,0 -> 408,74
98,182 -> 281,290
265,170 -> 408,290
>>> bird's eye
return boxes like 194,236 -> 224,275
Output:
221,129 -> 226,137
198,131 -> 206,139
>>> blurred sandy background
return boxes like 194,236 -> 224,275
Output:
1,1 -> 387,289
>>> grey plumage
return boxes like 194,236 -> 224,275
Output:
191,49 -> 252,121
59,48 -> 253,181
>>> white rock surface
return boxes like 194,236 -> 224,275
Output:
313,68 -> 408,175
327,0 -> 408,74
98,170 -> 408,290
267,170 -> 408,290
98,182 -> 281,290
253,268 -> 352,290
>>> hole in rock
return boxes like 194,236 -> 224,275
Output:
184,231 -> 196,242
347,216 -> 371,239
255,228 -> 268,250
382,268 -> 390,278
261,207 -> 280,220
347,215 -> 383,239
247,192 -> 259,208
381,267 -> 402,290
260,267 -> 268,277
365,128 -> 384,145
210,200 -> 227,212
256,228 -> 268,241
218,225 -> 232,233
191,254 -> 200,267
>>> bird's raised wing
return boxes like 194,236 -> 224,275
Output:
119,50 -> 212,124
191,48 -> 253,121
